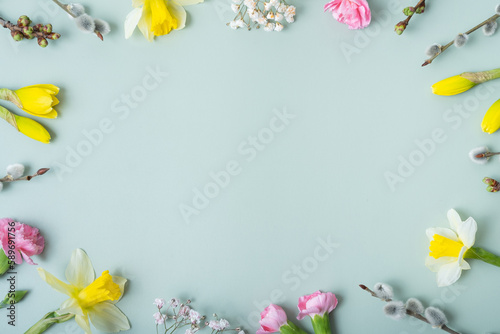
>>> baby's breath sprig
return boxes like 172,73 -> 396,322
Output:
394,0 -> 426,35
360,283 -> 460,334
228,0 -> 296,32
0,164 -> 49,192
422,5 -> 500,66
0,15 -> 60,47
52,0 -> 110,40
153,298 -> 244,334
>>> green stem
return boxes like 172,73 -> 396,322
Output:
461,68 -> 500,84
280,321 -> 309,334
24,311 -> 74,334
310,314 -> 331,334
0,249 -> 11,275
465,247 -> 500,267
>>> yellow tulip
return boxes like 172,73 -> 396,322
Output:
482,99 -> 500,134
34,249 -> 130,334
0,105 -> 51,143
14,84 -> 60,119
125,0 -> 203,41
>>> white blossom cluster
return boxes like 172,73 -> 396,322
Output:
228,0 -> 296,32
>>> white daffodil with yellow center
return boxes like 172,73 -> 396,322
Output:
35,249 -> 129,333
425,209 -> 477,287
124,0 -> 203,41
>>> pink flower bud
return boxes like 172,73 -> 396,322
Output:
257,304 -> 288,334
296,291 -> 338,320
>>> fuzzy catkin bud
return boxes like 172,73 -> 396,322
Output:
94,19 -> 111,35
384,301 -> 406,320
425,44 -> 441,57
74,14 -> 95,33
454,33 -> 469,47
6,164 -> 25,179
496,4 -> 500,15
405,298 -> 424,314
68,3 -> 86,17
374,283 -> 393,300
483,20 -> 498,36
424,307 -> 448,328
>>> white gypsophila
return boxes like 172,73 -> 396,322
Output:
285,6 -> 296,16
274,13 -> 284,22
278,4 -> 287,12
270,0 -> 279,8
425,43 -> 442,57
231,4 -> 240,13
275,22 -> 284,31
264,2 -> 272,10
257,16 -> 267,25
469,146 -> 490,164
74,14 -> 95,33
285,15 -> 294,23
219,319 -> 230,330
454,33 -> 469,47
405,298 -> 424,314
236,19 -> 246,28
483,20 -> 498,36
424,307 -> 448,328
6,163 -> 25,179
383,301 -> 407,320
264,22 -> 275,31
68,3 -> 86,17
267,12 -> 275,20
244,0 -> 256,9
94,19 -> 111,35
229,20 -> 239,29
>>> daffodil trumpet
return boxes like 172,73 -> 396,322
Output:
0,84 -> 59,118
0,105 -> 51,143
426,209 -> 500,287
432,68 -> 500,96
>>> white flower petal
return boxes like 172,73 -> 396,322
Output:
137,5 -> 153,41
110,276 -> 127,304
456,217 -> 477,248
37,268 -> 75,297
124,7 -> 144,39
175,0 -> 204,5
89,302 -> 130,332
425,256 -> 455,272
132,0 -> 145,8
436,261 -> 463,287
460,258 -> 471,270
75,314 -> 92,334
65,249 -> 95,289
447,209 -> 462,231
426,227 -> 458,241
60,298 -> 84,317
167,1 -> 187,30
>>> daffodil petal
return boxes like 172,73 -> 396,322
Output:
460,258 -> 471,270
22,108 -> 57,119
447,209 -> 462,232
37,268 -> 75,296
132,0 -> 145,7
436,261 -> 462,287
124,7 -> 144,39
89,302 -> 130,332
51,96 -> 59,107
431,75 -> 476,96
175,0 -> 203,5
14,116 -> 51,143
111,276 -> 127,304
482,99 -> 500,134
75,314 -> 92,334
20,84 -> 59,94
60,298 -> 84,317
425,227 -> 458,242
15,88 -> 53,114
167,1 -> 187,30
137,2 -> 153,41
66,249 -> 95,290
425,256 -> 455,272
456,218 -> 477,248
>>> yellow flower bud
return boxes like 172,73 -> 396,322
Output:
431,75 -> 477,96
482,99 -> 500,134
14,114 -> 51,143
14,84 -> 59,119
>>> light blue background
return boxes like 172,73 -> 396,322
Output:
1,0 -> 500,333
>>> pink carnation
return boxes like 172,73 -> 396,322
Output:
324,0 -> 371,30
297,291 -> 338,320
0,218 -> 45,265
257,304 -> 288,334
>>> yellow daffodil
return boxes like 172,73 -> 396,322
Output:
14,84 -> 59,118
425,209 -> 477,287
37,249 -> 129,334
432,69 -> 500,96
124,0 -> 203,41
481,99 -> 500,134
0,106 -> 51,143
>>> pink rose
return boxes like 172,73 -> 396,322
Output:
297,291 -> 338,320
257,304 -> 288,334
0,218 -> 45,265
324,0 -> 371,30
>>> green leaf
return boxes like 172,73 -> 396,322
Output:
0,290 -> 28,309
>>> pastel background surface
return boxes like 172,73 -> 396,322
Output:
1,0 -> 500,333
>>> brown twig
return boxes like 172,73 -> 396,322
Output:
0,16 -> 60,46
51,0 -> 103,40
422,13 -> 500,66
395,0 -> 426,35
0,168 -> 49,183
359,284 -> 460,334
